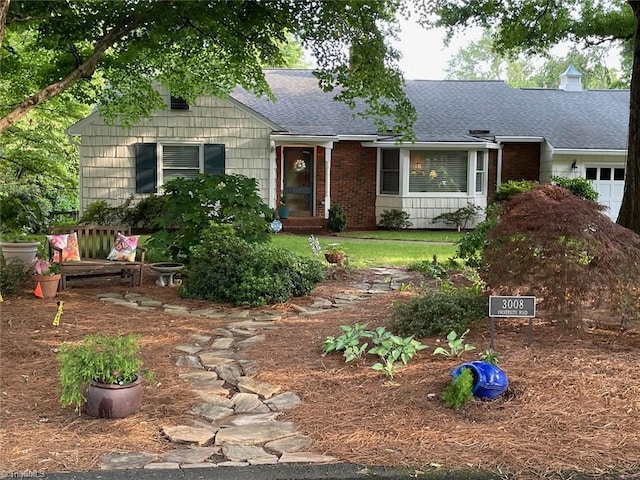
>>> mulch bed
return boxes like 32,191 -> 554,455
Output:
0,268 -> 638,479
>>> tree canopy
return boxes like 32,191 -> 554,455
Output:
429,0 -> 640,234
0,0 -> 415,136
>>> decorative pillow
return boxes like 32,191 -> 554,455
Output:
46,233 -> 81,262
107,233 -> 139,262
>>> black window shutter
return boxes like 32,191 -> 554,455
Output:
204,144 -> 225,176
135,143 -> 157,193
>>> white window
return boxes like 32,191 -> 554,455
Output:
160,145 -> 201,183
409,150 -> 467,193
475,151 -> 485,194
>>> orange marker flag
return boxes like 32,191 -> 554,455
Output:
34,282 -> 44,298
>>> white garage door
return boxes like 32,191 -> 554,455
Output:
585,166 -> 625,221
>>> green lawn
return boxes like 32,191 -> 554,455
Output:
271,232 -> 458,268
337,230 -> 465,243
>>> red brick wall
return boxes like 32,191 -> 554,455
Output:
325,141 -> 378,230
501,143 -> 541,183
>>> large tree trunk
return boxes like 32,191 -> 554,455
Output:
617,2 -> 640,234
0,0 -> 9,48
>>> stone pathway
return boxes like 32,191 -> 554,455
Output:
95,268 -> 415,471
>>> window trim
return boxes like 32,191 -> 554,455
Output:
157,143 -> 204,187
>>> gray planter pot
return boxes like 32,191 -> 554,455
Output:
0,241 -> 40,264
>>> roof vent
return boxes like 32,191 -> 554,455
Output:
170,96 -> 190,110
559,64 -> 583,92
469,129 -> 491,136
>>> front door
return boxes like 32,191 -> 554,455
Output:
283,147 -> 314,216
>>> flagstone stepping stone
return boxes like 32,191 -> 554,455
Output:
199,353 -> 235,368
278,452 -> 337,464
215,422 -> 297,445
165,304 -> 190,311
181,462 -> 219,469
179,370 -> 218,382
138,300 -> 164,307
190,309 -> 221,316
143,462 -> 180,469
253,313 -> 282,322
289,304 -> 308,313
227,310 -> 250,319
225,412 -> 281,426
175,345 -> 203,354
191,334 -> 212,344
237,377 -> 280,399
264,434 -> 312,454
194,387 -> 231,403
210,337 -> 234,350
190,404 -> 234,421
299,309 -> 332,316
238,359 -> 258,375
100,452 -> 158,470
310,297 -> 333,309
214,363 -> 243,385
235,335 -> 266,349
231,392 -> 271,413
334,293 -> 362,301
265,391 -> 302,411
175,355 -> 204,369
229,328 -> 259,337
99,297 -> 131,303
161,447 -> 219,464
222,445 -> 278,464
228,320 -> 278,329
163,425 -> 216,446
202,349 -> 237,359
212,328 -> 234,337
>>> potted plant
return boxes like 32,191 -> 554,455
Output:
0,232 -> 41,265
277,193 -> 290,219
58,333 -> 153,418
324,243 -> 346,265
30,257 -> 61,298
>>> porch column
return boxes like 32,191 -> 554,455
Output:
269,141 -> 277,208
324,145 -> 332,219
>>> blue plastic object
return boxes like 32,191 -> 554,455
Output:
450,361 -> 508,400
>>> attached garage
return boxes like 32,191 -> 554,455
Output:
585,165 -> 626,221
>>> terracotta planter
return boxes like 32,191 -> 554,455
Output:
324,252 -> 345,265
31,274 -> 61,298
83,375 -> 142,418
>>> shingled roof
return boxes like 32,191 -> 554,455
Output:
232,69 -> 630,150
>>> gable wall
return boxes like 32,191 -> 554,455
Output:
77,93 -> 273,213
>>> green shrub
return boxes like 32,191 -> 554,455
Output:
378,209 -> 412,230
493,180 -> 537,202
432,203 -> 483,231
455,210 -> 498,269
551,176 -> 599,201
121,194 -> 169,230
79,199 -> 127,226
327,203 -> 348,232
180,224 -> 325,307
442,367 -> 474,409
390,285 -> 487,337
0,255 -> 29,297
146,174 -> 272,262
0,184 -> 53,234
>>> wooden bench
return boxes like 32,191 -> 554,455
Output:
47,226 -> 146,291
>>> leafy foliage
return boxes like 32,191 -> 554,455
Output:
482,185 -> 640,327
433,330 -> 476,357
3,1 -> 417,138
442,367 -> 474,409
432,203 -> 483,231
551,176 -> 599,201
322,324 -> 427,379
327,203 -> 348,232
145,174 -> 272,262
479,348 -> 500,365
390,284 -> 487,338
378,209 -> 412,230
180,224 -> 325,307
493,180 -> 537,203
58,334 -> 152,413
0,184 -> 53,234
0,255 -> 29,297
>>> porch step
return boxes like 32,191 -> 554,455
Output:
279,217 -> 327,234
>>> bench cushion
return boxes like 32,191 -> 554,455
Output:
107,233 -> 140,262
47,233 -> 81,262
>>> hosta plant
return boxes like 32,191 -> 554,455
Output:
433,329 -> 476,357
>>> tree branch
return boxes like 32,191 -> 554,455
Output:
0,5 -> 158,133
